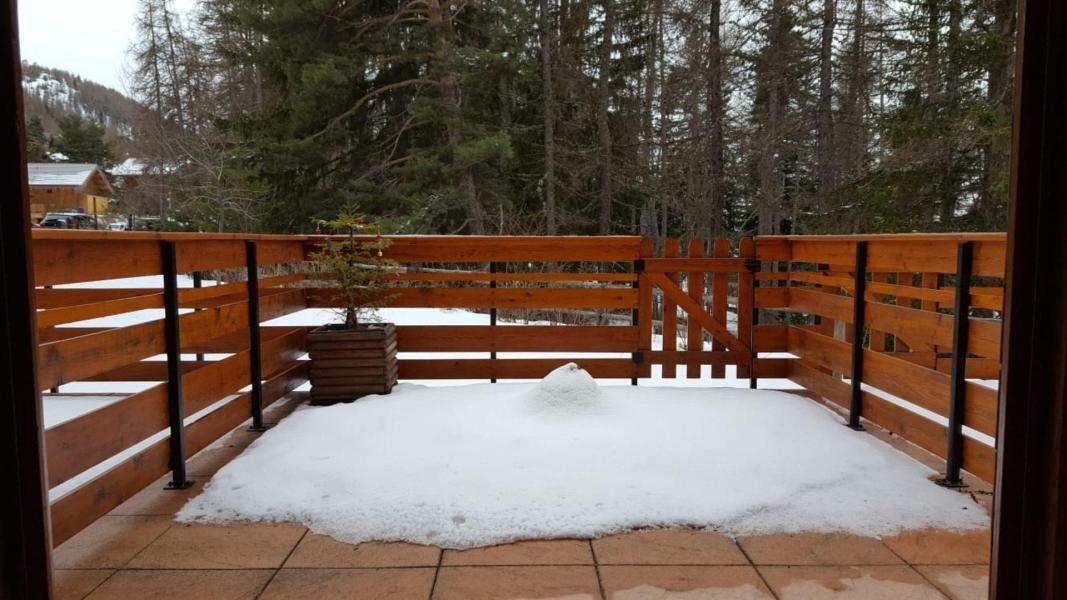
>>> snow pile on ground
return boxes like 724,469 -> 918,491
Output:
524,363 -> 604,415
178,373 -> 987,548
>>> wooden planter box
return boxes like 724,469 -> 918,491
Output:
308,323 -> 397,405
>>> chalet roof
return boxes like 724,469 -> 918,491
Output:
27,163 -> 114,196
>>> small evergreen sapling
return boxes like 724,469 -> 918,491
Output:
310,206 -> 396,329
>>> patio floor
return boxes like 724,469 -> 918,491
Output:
52,393 -> 993,600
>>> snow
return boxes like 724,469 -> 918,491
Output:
178,366 -> 987,549
524,363 -> 604,415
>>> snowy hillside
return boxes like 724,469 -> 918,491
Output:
21,62 -> 141,140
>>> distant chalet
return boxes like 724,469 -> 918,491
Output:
27,162 -> 114,222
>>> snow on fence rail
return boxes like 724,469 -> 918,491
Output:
29,229 -> 1005,546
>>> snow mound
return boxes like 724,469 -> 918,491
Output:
525,362 -> 604,415
177,384 -> 987,548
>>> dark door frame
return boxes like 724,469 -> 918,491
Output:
991,0 -> 1067,597
1,0 -> 1065,597
0,0 -> 52,598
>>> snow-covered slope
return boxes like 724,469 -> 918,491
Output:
21,62 -> 140,139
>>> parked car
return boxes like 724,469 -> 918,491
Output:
38,213 -> 96,229
107,221 -> 128,231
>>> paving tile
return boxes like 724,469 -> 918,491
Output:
599,565 -> 775,599
127,522 -> 307,569
915,565 -> 989,600
108,477 -> 204,517
259,568 -> 436,600
52,569 -> 113,600
442,539 -> 593,566
285,533 -> 440,568
593,529 -> 748,566
882,529 -> 991,565
738,533 -> 902,566
84,569 -> 272,600
53,516 -> 172,569
186,445 -> 245,478
760,565 -> 949,599
432,566 -> 601,600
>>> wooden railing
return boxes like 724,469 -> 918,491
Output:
31,230 -> 1005,546
756,233 -> 1006,484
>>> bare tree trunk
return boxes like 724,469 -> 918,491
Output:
976,0 -> 1015,227
540,0 -> 558,235
839,0 -> 868,198
429,0 -> 485,234
596,0 -> 614,235
939,0 -> 962,226
706,0 -> 725,238
815,0 -> 836,212
757,0 -> 790,235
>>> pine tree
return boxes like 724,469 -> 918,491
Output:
26,115 -> 49,161
53,115 -> 115,166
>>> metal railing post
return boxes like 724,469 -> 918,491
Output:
246,241 -> 267,431
161,241 -> 191,489
746,259 -> 761,389
848,241 -> 868,430
490,261 -> 498,384
192,271 -> 205,362
938,241 -> 973,487
631,259 -> 643,386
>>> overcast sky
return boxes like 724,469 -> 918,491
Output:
17,0 -> 196,95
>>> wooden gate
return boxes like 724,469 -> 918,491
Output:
635,238 -> 760,382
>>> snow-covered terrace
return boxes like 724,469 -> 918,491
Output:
35,230 -> 1002,599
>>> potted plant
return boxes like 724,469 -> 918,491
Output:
307,206 -> 397,405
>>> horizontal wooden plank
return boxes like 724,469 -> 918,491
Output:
46,384 -> 166,489
45,328 -> 307,488
784,287 -> 1001,359
790,272 -> 1003,311
398,358 -> 638,380
34,239 -> 163,286
754,324 -> 788,352
786,327 -> 998,436
780,238 -> 1005,277
308,236 -> 645,263
396,272 -> 637,283
755,286 -> 790,308
395,325 -> 638,352
49,430 -> 170,546
35,288 -> 158,310
788,360 -> 995,482
48,361 -> 307,547
36,292 -> 163,328
643,258 -> 749,273
307,287 -> 637,310
753,237 -> 792,261
37,289 -> 305,390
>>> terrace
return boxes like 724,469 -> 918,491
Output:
38,230 -> 1002,599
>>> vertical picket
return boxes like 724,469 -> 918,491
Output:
662,239 -> 680,379
737,237 -> 754,379
686,239 -> 705,378
711,238 -> 729,378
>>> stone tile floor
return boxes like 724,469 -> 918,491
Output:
52,395 -> 993,600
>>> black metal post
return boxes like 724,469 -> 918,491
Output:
192,271 -> 205,361
246,241 -> 267,431
746,259 -> 761,389
848,241 -> 868,430
938,241 -> 973,488
161,241 -> 191,489
631,259 -> 641,386
489,262 -> 497,384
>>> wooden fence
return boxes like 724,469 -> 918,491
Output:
31,230 -> 1004,546
756,233 -> 1006,484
